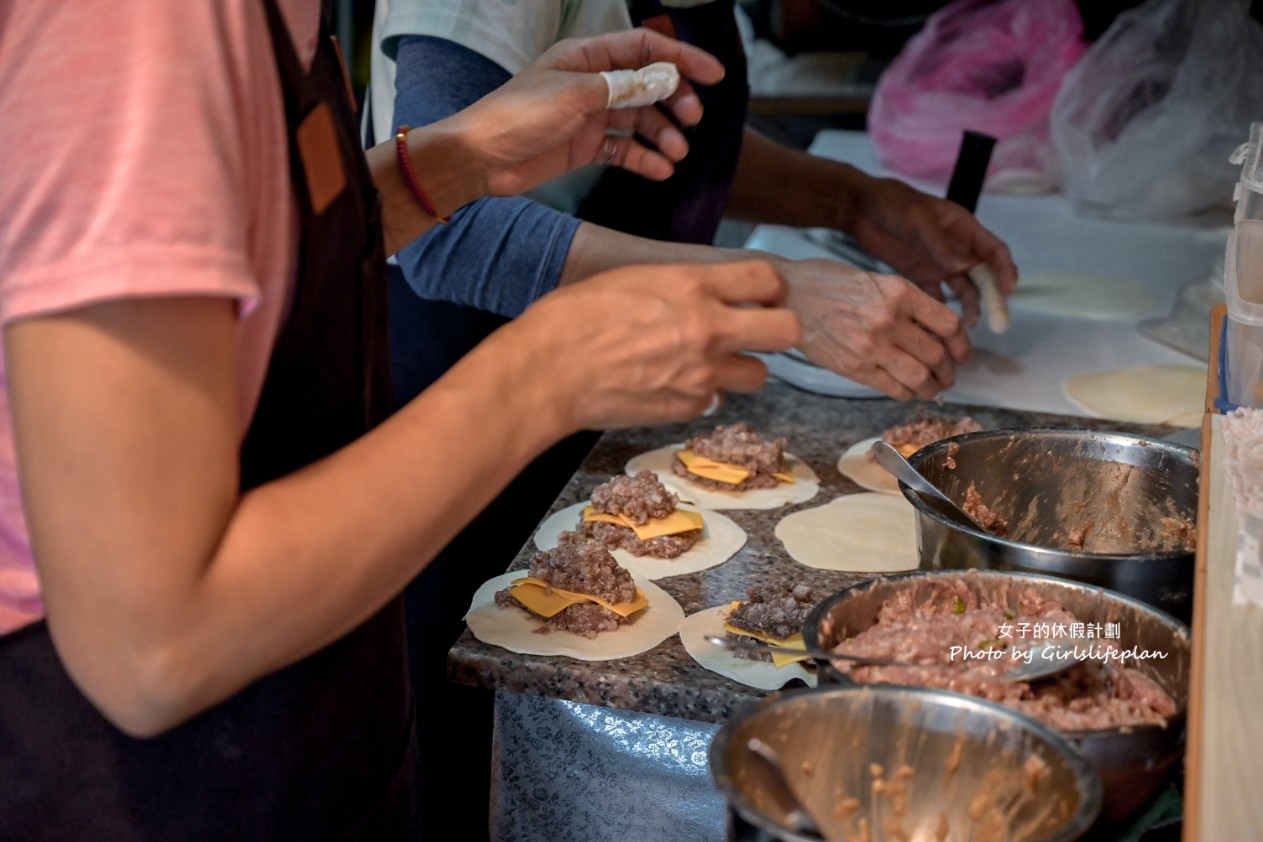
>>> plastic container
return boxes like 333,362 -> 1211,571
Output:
1223,125 -> 1263,408
1224,220 -> 1263,408
1231,122 -> 1263,224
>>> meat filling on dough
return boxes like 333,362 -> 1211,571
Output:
726,583 -> 816,663
495,541 -> 638,638
562,471 -> 701,559
879,414 -> 982,458
673,422 -> 787,491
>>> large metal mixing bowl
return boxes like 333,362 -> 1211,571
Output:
803,570 -> 1191,827
710,684 -> 1101,842
904,427 -> 1198,621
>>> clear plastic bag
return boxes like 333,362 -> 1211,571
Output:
1050,0 -> 1263,221
867,0 -> 1087,193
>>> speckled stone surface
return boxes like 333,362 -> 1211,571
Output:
447,381 -> 1178,724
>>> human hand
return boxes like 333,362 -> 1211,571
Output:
494,261 -> 800,431
843,176 -> 1018,329
780,258 -> 971,400
445,28 -> 726,199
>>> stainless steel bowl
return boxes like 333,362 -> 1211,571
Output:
803,570 -> 1191,827
710,684 -> 1102,842
904,427 -> 1198,621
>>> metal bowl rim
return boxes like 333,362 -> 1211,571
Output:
801,568 -> 1190,737
709,683 -> 1103,842
904,427 -> 1199,562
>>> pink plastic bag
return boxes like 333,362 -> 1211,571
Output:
868,0 -> 1087,192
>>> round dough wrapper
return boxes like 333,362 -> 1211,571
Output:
677,604 -> 816,691
625,444 -> 820,510
1165,409 -> 1205,429
836,436 -> 900,495
1062,364 -> 1207,424
465,571 -> 684,661
775,493 -> 919,573
1010,272 -> 1158,320
534,501 -> 746,580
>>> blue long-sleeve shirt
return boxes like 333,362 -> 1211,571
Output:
392,36 -> 581,318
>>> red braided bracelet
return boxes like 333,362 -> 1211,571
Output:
394,125 -> 449,224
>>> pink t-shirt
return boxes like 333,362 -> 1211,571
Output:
0,0 -> 322,632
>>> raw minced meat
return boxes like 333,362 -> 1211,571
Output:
1156,516 -> 1197,552
1022,754 -> 1050,794
560,521 -> 700,559
879,414 -> 982,456
524,541 -> 636,601
963,482 -> 1008,537
1050,511 -> 1195,553
590,470 -> 677,524
672,422 -> 787,491
963,473 -> 1196,554
726,583 -> 816,662
494,541 -> 638,638
568,471 -> 701,558
831,578 -> 1177,731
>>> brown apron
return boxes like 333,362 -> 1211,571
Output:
0,1 -> 414,838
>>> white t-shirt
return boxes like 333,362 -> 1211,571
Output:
367,0 -> 633,146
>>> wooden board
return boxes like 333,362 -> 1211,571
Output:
1184,306 -> 1263,840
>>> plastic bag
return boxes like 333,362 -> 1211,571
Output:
1050,0 -> 1263,221
868,0 -> 1087,193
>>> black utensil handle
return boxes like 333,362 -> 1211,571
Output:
945,130 -> 997,213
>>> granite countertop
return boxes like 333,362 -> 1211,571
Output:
447,379 -> 1177,724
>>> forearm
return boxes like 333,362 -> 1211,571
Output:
389,31 -> 576,310
725,126 -> 867,231
559,220 -> 769,285
368,124 -> 486,257
8,299 -> 568,736
725,127 -> 1017,324
370,36 -> 543,256
376,31 -> 725,261
188,336 -> 562,713
370,34 -> 550,257
12,254 -> 798,736
396,196 -> 579,316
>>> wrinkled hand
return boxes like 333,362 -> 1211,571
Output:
845,176 -> 1018,329
781,258 -> 971,400
502,261 -> 800,431
445,28 -> 725,199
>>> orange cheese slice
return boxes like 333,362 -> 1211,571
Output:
581,505 -> 704,541
723,602 -> 810,668
508,577 -> 649,619
676,449 -> 794,486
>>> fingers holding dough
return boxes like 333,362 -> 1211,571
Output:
600,62 -> 680,108
968,263 -> 1010,334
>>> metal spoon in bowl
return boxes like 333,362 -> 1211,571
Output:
870,440 -> 982,531
706,634 -> 916,670
1005,638 -> 1097,681
743,737 -> 827,840
705,634 -> 1089,683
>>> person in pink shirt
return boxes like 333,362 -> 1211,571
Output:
0,1 -> 799,837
